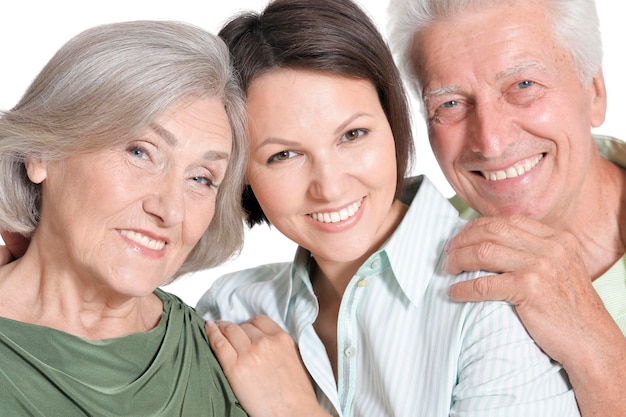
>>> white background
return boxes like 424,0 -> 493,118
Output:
1,1 -> 624,306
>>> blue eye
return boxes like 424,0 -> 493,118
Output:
518,80 -> 533,89
128,145 -> 148,159
443,100 -> 458,108
193,176 -> 218,188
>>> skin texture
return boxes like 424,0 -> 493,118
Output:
245,69 -> 402,280
207,69 -> 407,416
411,1 -> 626,415
0,97 -> 232,339
207,316 -> 329,417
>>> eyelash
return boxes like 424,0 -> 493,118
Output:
128,144 -> 150,160
267,150 -> 298,164
265,127 -> 369,164
192,176 -> 218,189
342,128 -> 367,142
128,143 -> 219,190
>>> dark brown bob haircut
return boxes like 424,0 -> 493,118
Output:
220,0 -> 415,226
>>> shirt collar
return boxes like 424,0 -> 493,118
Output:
289,176 -> 462,307
594,134 -> 626,169
381,176 -> 462,305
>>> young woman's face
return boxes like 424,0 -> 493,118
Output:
245,69 -> 400,267
30,97 -> 232,297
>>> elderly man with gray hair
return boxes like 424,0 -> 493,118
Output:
388,0 -> 626,415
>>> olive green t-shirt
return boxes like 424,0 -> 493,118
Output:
0,289 -> 247,417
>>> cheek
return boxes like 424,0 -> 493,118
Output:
249,177 -> 284,219
429,129 -> 456,165
183,202 -> 215,244
248,164 -> 306,226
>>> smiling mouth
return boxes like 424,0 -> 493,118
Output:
479,154 -> 544,181
120,230 -> 166,250
310,198 -> 363,224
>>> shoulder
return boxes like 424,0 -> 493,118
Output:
195,262 -> 295,322
446,281 -> 578,414
211,262 -> 294,296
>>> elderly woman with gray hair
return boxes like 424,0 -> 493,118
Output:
0,20 -> 249,416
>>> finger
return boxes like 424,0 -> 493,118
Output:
448,273 -> 522,304
443,240 -> 533,275
212,320 -> 254,352
205,320 -> 238,366
244,314 -> 285,336
446,215 -> 555,253
470,215 -> 556,237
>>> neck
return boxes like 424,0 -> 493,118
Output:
0,244 -> 162,340
557,156 -> 626,279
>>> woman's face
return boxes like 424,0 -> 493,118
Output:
245,69 -> 400,267
29,97 -> 232,297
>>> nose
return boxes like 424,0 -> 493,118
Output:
307,153 -> 346,202
469,99 -> 514,157
142,176 -> 185,227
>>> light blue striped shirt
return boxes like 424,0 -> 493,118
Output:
197,177 -> 580,417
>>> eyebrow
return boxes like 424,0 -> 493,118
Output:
423,61 -> 547,104
254,112 -> 373,151
149,122 -> 230,161
496,60 -> 546,80
150,123 -> 178,147
423,85 -> 462,103
254,137 -> 300,152
333,112 -> 371,136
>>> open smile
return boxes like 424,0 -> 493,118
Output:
479,154 -> 544,181
310,198 -> 363,224
120,229 -> 166,250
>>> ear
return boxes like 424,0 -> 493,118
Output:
589,68 -> 607,128
24,157 -> 48,184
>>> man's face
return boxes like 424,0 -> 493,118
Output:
412,0 -> 606,224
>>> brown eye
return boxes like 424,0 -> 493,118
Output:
268,150 -> 298,163
341,128 -> 366,142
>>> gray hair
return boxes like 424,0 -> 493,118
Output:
0,20 -> 247,279
388,0 -> 603,100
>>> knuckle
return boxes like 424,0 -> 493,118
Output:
471,277 -> 493,297
219,321 -> 240,336
483,218 -> 509,236
474,241 -> 497,262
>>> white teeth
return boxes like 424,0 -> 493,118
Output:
310,199 -> 363,224
120,230 -> 166,250
482,154 -> 543,181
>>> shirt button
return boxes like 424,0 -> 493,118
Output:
344,347 -> 356,358
357,279 -> 368,288
370,259 -> 380,269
